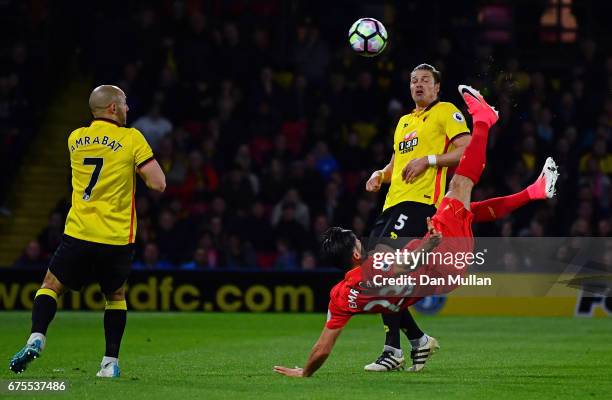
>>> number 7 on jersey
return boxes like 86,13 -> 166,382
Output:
83,157 -> 104,200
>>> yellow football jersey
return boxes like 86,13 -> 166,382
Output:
383,101 -> 469,211
64,118 -> 154,245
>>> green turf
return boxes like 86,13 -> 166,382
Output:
0,312 -> 610,399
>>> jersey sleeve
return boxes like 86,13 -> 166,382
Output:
132,128 -> 154,167
442,104 -> 470,141
325,307 -> 352,329
325,285 -> 353,329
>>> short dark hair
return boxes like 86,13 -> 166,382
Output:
320,227 -> 357,269
412,63 -> 441,84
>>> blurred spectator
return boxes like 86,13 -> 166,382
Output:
224,233 -> 257,268
520,136 -> 538,174
284,73 -> 314,120
155,210 -> 184,264
351,215 -> 367,239
597,219 -> 611,237
220,169 -> 256,212
244,202 -> 275,251
132,104 -> 173,151
234,144 -> 260,194
313,142 -> 338,180
179,150 -> 219,204
181,244 -> 218,270
354,196 -> 376,229
519,219 -> 545,237
274,238 -> 299,270
312,214 -> 330,241
301,251 -> 317,270
37,212 -> 64,256
217,22 -> 250,86
293,21 -> 330,86
321,181 -> 342,225
132,243 -> 173,269
260,158 -> 289,203
570,218 -> 592,236
580,139 -> 612,175
271,189 -> 310,230
13,240 -> 46,269
273,201 -> 309,251
157,136 -> 186,188
288,158 -> 325,207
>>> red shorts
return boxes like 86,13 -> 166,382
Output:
405,197 -> 474,253
406,197 -> 475,296
431,197 -> 474,239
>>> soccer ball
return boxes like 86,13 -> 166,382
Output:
348,18 -> 388,57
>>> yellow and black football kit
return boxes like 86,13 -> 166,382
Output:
64,118 -> 154,245
367,100 -> 469,250
367,99 -> 470,359
383,100 -> 469,211
49,118 -> 154,293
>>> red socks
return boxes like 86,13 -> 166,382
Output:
455,121 -> 489,185
471,189 -> 531,222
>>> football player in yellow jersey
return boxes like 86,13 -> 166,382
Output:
9,85 -> 166,378
363,64 -> 471,372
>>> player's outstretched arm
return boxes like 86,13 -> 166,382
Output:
137,159 -> 166,192
274,326 -> 343,378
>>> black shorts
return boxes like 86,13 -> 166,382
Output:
366,201 -> 437,251
48,234 -> 134,295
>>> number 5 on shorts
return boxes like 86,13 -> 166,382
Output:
83,157 -> 104,201
394,213 -> 408,230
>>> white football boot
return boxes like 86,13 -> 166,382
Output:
407,336 -> 440,372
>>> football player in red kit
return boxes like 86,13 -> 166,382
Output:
274,85 -> 559,377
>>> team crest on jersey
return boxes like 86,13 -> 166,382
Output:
399,130 -> 418,154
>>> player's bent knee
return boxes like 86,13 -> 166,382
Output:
106,286 -> 126,302
105,286 -> 127,310
449,176 -> 473,197
449,175 -> 473,191
41,270 -> 67,296
447,176 -> 473,210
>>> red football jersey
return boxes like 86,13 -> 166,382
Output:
326,264 -> 421,330
326,198 -> 475,330
403,197 -> 474,296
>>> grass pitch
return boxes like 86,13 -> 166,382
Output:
0,312 -> 610,399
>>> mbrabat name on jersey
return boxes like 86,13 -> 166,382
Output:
70,136 -> 124,152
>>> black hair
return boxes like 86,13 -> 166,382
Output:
412,63 -> 441,84
320,227 -> 357,269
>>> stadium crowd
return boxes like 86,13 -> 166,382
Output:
9,1 -> 612,270
0,4 -> 57,215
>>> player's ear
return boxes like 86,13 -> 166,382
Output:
352,248 -> 361,263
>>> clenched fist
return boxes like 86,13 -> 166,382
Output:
366,170 -> 384,192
